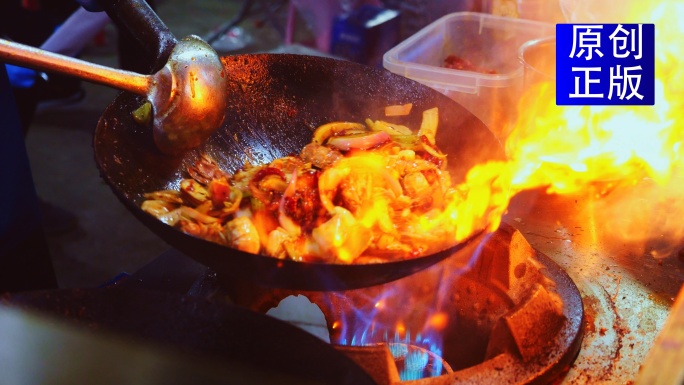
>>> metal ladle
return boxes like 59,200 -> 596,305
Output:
0,36 -> 227,155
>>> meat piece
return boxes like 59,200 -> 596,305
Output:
443,55 -> 497,74
301,143 -> 343,169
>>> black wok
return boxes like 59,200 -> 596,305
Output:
92,1 -> 504,291
93,53 -> 504,291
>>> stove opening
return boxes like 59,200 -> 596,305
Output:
203,222 -> 584,384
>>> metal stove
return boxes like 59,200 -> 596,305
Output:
179,183 -> 684,383
505,187 -> 684,383
32,181 -> 680,384
197,220 -> 584,384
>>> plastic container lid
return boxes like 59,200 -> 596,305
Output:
383,12 -> 555,95
382,12 -> 555,139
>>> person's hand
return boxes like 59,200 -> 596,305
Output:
77,0 -> 103,12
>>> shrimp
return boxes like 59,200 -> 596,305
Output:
311,206 -> 371,263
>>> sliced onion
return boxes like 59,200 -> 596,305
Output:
156,208 -> 182,226
418,107 -> 439,145
141,200 -> 178,219
368,119 -> 413,135
385,103 -> 413,116
221,189 -> 243,215
390,134 -> 421,150
420,135 -> 447,160
178,206 -> 219,224
143,190 -> 184,204
312,122 -> 367,144
327,131 -> 391,151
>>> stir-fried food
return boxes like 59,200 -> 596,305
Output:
141,107 -> 466,264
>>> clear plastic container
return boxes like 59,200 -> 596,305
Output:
516,0 -> 566,23
519,36 -> 556,87
383,12 -> 554,139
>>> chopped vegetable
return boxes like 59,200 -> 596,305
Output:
418,107 -> 439,145
141,106 -> 460,264
132,101 -> 152,126
367,119 -> 413,136
327,131 -> 391,151
385,103 -> 413,116
312,122 -> 366,144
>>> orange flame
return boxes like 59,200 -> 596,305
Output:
336,0 -> 684,366
427,312 -> 449,332
395,321 -> 407,337
338,2 -> 684,259
315,0 -> 684,259
451,1 -> 684,250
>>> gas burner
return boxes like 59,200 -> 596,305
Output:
195,223 -> 584,384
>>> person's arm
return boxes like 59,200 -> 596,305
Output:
40,7 -> 110,57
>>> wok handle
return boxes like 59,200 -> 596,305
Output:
99,0 -> 178,73
0,39 -> 151,96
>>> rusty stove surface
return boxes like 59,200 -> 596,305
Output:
505,188 -> 684,383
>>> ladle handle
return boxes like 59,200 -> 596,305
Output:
99,0 -> 178,73
0,39 -> 151,96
